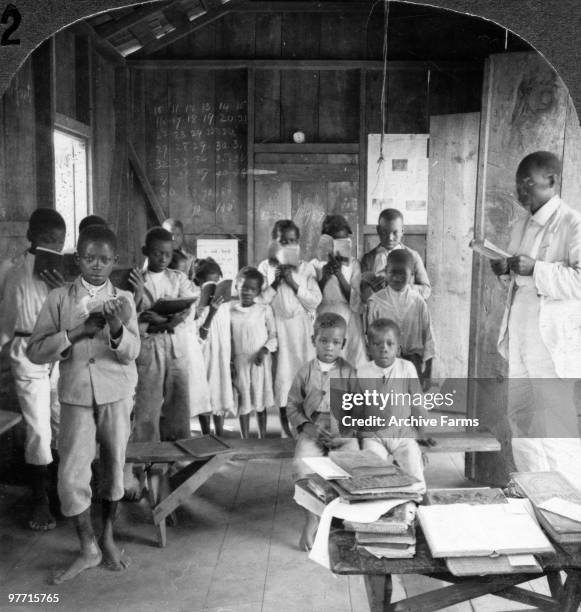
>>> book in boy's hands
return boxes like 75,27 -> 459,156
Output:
333,237 -> 352,260
276,245 -> 300,267
33,247 -> 64,279
150,297 -> 196,316
197,279 -> 233,309
469,238 -> 511,260
110,267 -> 133,291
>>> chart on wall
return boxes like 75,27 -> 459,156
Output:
366,134 -> 429,225
196,239 -> 239,280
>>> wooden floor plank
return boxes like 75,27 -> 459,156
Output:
203,458 -> 283,609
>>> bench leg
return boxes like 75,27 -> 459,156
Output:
546,570 -> 563,600
146,466 -> 168,548
364,575 -> 392,612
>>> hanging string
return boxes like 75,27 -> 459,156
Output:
371,0 -> 390,197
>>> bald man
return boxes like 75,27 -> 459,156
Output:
492,151 -> 581,489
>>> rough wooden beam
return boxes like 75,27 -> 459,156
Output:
129,21 -> 157,47
74,20 -> 126,65
96,1 -> 174,39
129,1 -> 243,58
128,58 -> 480,71
127,143 -> 166,224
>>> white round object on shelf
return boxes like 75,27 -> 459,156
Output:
292,131 -> 306,144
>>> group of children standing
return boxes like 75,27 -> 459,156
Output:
0,205 -> 436,581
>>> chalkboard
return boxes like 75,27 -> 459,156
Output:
142,69 -> 247,234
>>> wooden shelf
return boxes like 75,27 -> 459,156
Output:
253,143 -> 359,154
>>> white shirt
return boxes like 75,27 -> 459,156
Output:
515,195 -> 560,289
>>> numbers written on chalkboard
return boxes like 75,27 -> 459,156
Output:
1,4 -> 21,46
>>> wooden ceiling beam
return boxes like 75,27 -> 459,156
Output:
96,1 -> 174,39
129,1 -> 241,58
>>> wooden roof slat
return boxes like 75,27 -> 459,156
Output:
129,0 -> 240,58
96,1 -> 174,39
163,4 -> 193,29
129,21 -> 158,47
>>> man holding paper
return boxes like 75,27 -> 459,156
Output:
491,151 -> 581,489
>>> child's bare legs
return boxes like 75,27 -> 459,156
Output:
100,500 -> 130,571
279,407 -> 292,438
299,509 -> 319,551
29,464 -> 56,530
257,410 -> 267,439
213,415 -> 224,437
239,414 -> 250,439
198,413 -> 212,435
51,508 -> 101,584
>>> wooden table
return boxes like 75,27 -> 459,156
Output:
125,432 -> 500,548
329,529 -> 581,612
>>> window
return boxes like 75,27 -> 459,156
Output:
54,129 -> 89,251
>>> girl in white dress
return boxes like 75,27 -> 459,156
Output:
257,220 -> 322,437
230,267 -> 278,438
311,214 -> 367,368
194,258 -> 235,436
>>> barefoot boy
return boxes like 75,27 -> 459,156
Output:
287,312 -> 359,550
0,208 -> 66,531
27,225 -> 140,583
357,318 -> 435,491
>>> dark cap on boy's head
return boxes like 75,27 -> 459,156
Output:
314,312 -> 347,336
145,227 -> 173,249
28,208 -> 66,237
378,208 -> 404,224
367,317 -> 401,340
77,225 -> 117,253
386,248 -> 413,269
78,215 -> 108,234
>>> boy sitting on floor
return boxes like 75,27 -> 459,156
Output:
287,312 -> 359,551
27,225 -> 140,584
357,318 -> 435,492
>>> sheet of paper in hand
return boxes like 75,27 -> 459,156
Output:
316,234 -> 334,260
333,238 -> 352,259
276,245 -> 301,267
469,238 -> 511,260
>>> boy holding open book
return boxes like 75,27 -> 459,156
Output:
124,227 -> 210,499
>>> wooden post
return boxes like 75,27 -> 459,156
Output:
247,67 -> 255,265
32,38 -> 56,209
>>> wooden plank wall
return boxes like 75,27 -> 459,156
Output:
129,11 -> 485,266
427,112 -> 480,381
0,28 -> 148,267
468,51 -> 581,484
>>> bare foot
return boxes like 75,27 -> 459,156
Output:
100,538 -> 131,572
123,471 -> 145,502
50,545 -> 102,584
29,501 -> 56,531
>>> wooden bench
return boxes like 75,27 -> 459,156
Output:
125,432 -> 500,547
329,529 -> 581,612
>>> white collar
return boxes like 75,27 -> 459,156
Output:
530,195 -> 560,227
317,359 -> 337,372
81,277 -> 107,297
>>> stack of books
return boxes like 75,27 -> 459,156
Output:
344,501 -> 417,559
512,471 -> 581,545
